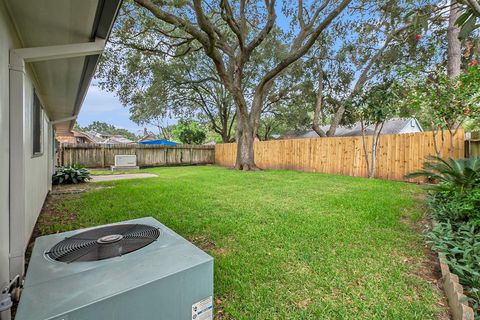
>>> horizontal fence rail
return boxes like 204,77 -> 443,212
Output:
58,143 -> 215,168
215,131 -> 465,181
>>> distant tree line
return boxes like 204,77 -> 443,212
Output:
76,120 -> 210,145
75,121 -> 138,141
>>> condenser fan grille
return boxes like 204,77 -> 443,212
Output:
46,224 -> 160,263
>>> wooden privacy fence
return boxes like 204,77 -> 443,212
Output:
466,131 -> 480,158
215,131 -> 465,181
58,143 -> 215,168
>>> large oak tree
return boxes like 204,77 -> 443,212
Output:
129,0 -> 352,170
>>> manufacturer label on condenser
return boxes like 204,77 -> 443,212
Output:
192,296 -> 213,320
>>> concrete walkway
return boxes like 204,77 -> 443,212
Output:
91,173 -> 158,182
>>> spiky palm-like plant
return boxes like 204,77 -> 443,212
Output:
406,156 -> 480,190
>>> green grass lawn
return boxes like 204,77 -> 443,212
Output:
41,166 -> 446,319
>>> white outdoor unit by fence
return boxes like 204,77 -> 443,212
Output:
112,155 -> 139,170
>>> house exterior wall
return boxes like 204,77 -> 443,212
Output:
23,79 -> 51,246
0,1 -> 53,300
398,119 -> 423,134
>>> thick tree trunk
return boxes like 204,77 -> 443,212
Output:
231,86 -> 261,170
447,0 -> 462,78
232,80 -> 272,170
235,115 -> 259,170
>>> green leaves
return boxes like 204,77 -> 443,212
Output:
423,156 -> 480,315
427,186 -> 480,223
171,120 -> 207,145
52,165 -> 91,185
407,156 -> 480,190
403,66 -> 480,132
350,79 -> 400,126
456,6 -> 480,40
426,221 -> 480,297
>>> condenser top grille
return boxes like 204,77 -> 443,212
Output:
46,224 -> 160,263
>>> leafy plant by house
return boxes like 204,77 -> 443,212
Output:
53,165 -> 91,185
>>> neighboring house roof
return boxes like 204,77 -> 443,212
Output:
203,141 -> 217,146
81,131 -> 134,144
294,118 -> 423,139
4,0 -> 122,132
139,140 -> 178,146
84,131 -> 106,143
138,133 -> 158,142
56,130 -> 96,144
103,135 -> 135,144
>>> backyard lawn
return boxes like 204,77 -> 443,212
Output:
39,166 -> 447,319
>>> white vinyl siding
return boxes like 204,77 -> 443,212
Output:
23,73 -> 51,250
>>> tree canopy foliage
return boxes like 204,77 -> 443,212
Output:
171,120 -> 207,145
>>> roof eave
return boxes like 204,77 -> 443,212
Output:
68,0 -> 123,130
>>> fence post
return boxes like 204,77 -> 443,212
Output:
469,131 -> 480,158
101,145 -> 105,168
60,144 -> 64,166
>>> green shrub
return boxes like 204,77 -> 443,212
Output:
421,157 -> 480,316
428,187 -> 480,223
426,221 -> 480,312
53,165 -> 91,184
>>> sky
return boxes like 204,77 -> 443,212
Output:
77,82 -> 175,136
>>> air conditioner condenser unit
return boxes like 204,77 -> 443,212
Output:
15,217 -> 214,320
